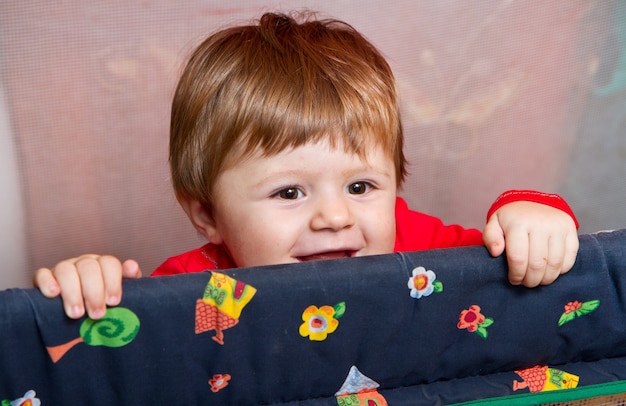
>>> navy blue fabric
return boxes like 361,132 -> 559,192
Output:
1,229 -> 626,405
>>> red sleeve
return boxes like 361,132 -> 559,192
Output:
486,190 -> 579,228
394,198 -> 483,252
150,255 -> 189,276
150,244 -> 235,276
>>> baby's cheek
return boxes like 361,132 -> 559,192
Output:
368,224 -> 396,255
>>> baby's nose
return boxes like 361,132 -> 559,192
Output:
310,195 -> 355,231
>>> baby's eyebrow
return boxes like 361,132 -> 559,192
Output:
251,169 -> 307,188
341,164 -> 393,179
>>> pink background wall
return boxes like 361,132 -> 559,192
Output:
0,1 -> 622,288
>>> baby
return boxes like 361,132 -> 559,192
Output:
34,12 -> 579,320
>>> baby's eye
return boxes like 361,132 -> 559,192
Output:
348,181 -> 371,195
276,187 -> 302,200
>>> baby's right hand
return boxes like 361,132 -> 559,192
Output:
33,255 -> 142,320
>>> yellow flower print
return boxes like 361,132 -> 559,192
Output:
299,302 -> 345,341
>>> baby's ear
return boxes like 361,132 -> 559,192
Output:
177,197 -> 223,245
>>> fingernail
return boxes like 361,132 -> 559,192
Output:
106,295 -> 119,306
90,308 -> 105,319
69,305 -> 82,319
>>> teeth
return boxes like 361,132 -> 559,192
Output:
298,251 -> 352,262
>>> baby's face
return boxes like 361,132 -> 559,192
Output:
208,139 -> 398,268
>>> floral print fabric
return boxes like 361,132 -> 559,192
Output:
1,230 -> 626,405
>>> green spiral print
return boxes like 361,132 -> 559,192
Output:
79,307 -> 140,348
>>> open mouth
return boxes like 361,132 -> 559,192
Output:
297,250 -> 356,262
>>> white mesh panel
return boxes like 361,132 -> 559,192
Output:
0,1 -> 621,288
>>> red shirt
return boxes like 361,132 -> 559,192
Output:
151,190 -> 577,276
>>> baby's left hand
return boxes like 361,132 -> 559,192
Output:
482,201 -> 579,287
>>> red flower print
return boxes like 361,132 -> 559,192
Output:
209,373 -> 231,393
564,301 -> 582,314
558,299 -> 600,326
458,305 -> 485,332
458,305 -> 493,338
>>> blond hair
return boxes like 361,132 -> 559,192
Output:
170,11 -> 406,207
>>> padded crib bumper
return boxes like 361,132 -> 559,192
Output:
2,229 -> 626,405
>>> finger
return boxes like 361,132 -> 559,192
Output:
75,257 -> 107,320
562,232 -> 580,274
54,259 -> 87,319
121,259 -> 142,279
483,215 -> 506,257
505,229 -> 530,286
522,232 -> 550,288
99,255 -> 124,307
540,235 -> 564,285
33,268 -> 61,298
